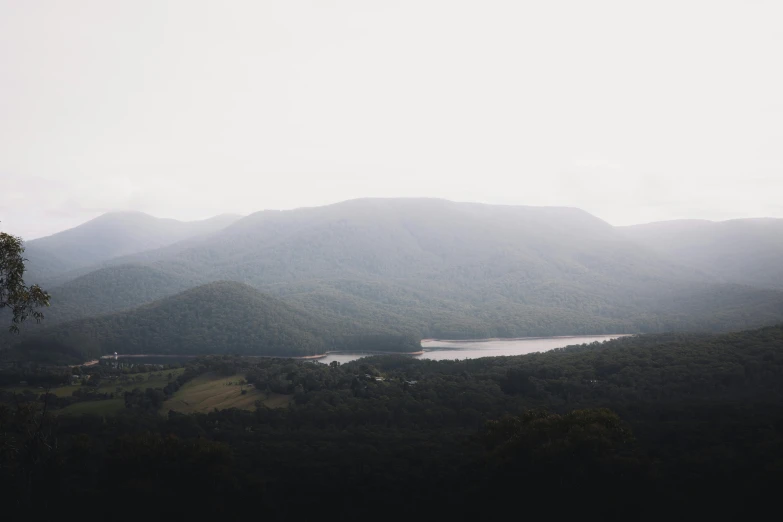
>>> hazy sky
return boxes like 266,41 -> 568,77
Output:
2,1 -> 782,239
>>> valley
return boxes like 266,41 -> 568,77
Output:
6,199 -> 783,367
3,199 -> 783,520
4,4 -> 781,517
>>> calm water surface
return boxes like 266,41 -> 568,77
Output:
317,334 -> 628,365
96,335 -> 628,367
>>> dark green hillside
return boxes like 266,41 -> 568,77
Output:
41,264 -> 197,326
4,282 -> 418,361
628,283 -> 783,332
272,273 -> 783,338
274,278 -> 633,338
479,324 -> 783,413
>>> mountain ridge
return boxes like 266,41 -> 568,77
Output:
621,217 -> 783,289
11,199 -> 783,341
23,212 -> 242,285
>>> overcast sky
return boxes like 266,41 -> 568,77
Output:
2,0 -> 781,239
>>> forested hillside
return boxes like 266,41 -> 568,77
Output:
621,217 -> 783,288
24,199 -> 783,339
1,282 -> 419,361
41,264 -> 197,326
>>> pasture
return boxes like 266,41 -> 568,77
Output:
3,368 -> 291,416
162,373 -> 292,414
3,367 -> 188,417
56,398 -> 126,416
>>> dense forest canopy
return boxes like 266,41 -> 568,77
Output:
2,324 -> 782,519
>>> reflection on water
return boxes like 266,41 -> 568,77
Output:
95,335 -> 628,367
317,335 -> 627,365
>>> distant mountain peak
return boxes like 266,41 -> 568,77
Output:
23,211 -> 242,282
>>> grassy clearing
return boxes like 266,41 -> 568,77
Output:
3,368 -> 189,417
3,369 -> 289,416
162,373 -> 292,414
56,398 -> 126,416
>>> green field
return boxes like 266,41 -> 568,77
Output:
3,368 -> 188,417
162,373 -> 292,414
4,368 -> 289,416
56,398 -> 126,416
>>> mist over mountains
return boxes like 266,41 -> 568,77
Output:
23,212 -> 242,284
9,198 -> 783,358
621,218 -> 783,289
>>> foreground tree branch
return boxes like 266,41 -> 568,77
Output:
0,231 -> 50,333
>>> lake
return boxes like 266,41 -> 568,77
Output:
317,334 -> 628,364
94,334 -> 628,367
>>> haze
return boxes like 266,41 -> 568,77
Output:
2,0 -> 781,239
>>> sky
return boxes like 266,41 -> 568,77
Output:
1,0 -> 782,239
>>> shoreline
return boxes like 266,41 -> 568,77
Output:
420,334 -> 633,344
316,350 -> 425,358
94,349 -> 425,364
86,335 -> 629,366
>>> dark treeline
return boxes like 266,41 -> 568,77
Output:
1,325 -> 782,520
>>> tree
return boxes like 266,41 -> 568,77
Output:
0,231 -> 49,333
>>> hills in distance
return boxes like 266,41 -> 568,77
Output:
621,218 -> 783,289
38,265 -> 195,326
23,211 -> 242,285
6,198 -> 783,359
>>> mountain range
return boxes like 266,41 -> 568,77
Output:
6,198 -> 783,359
